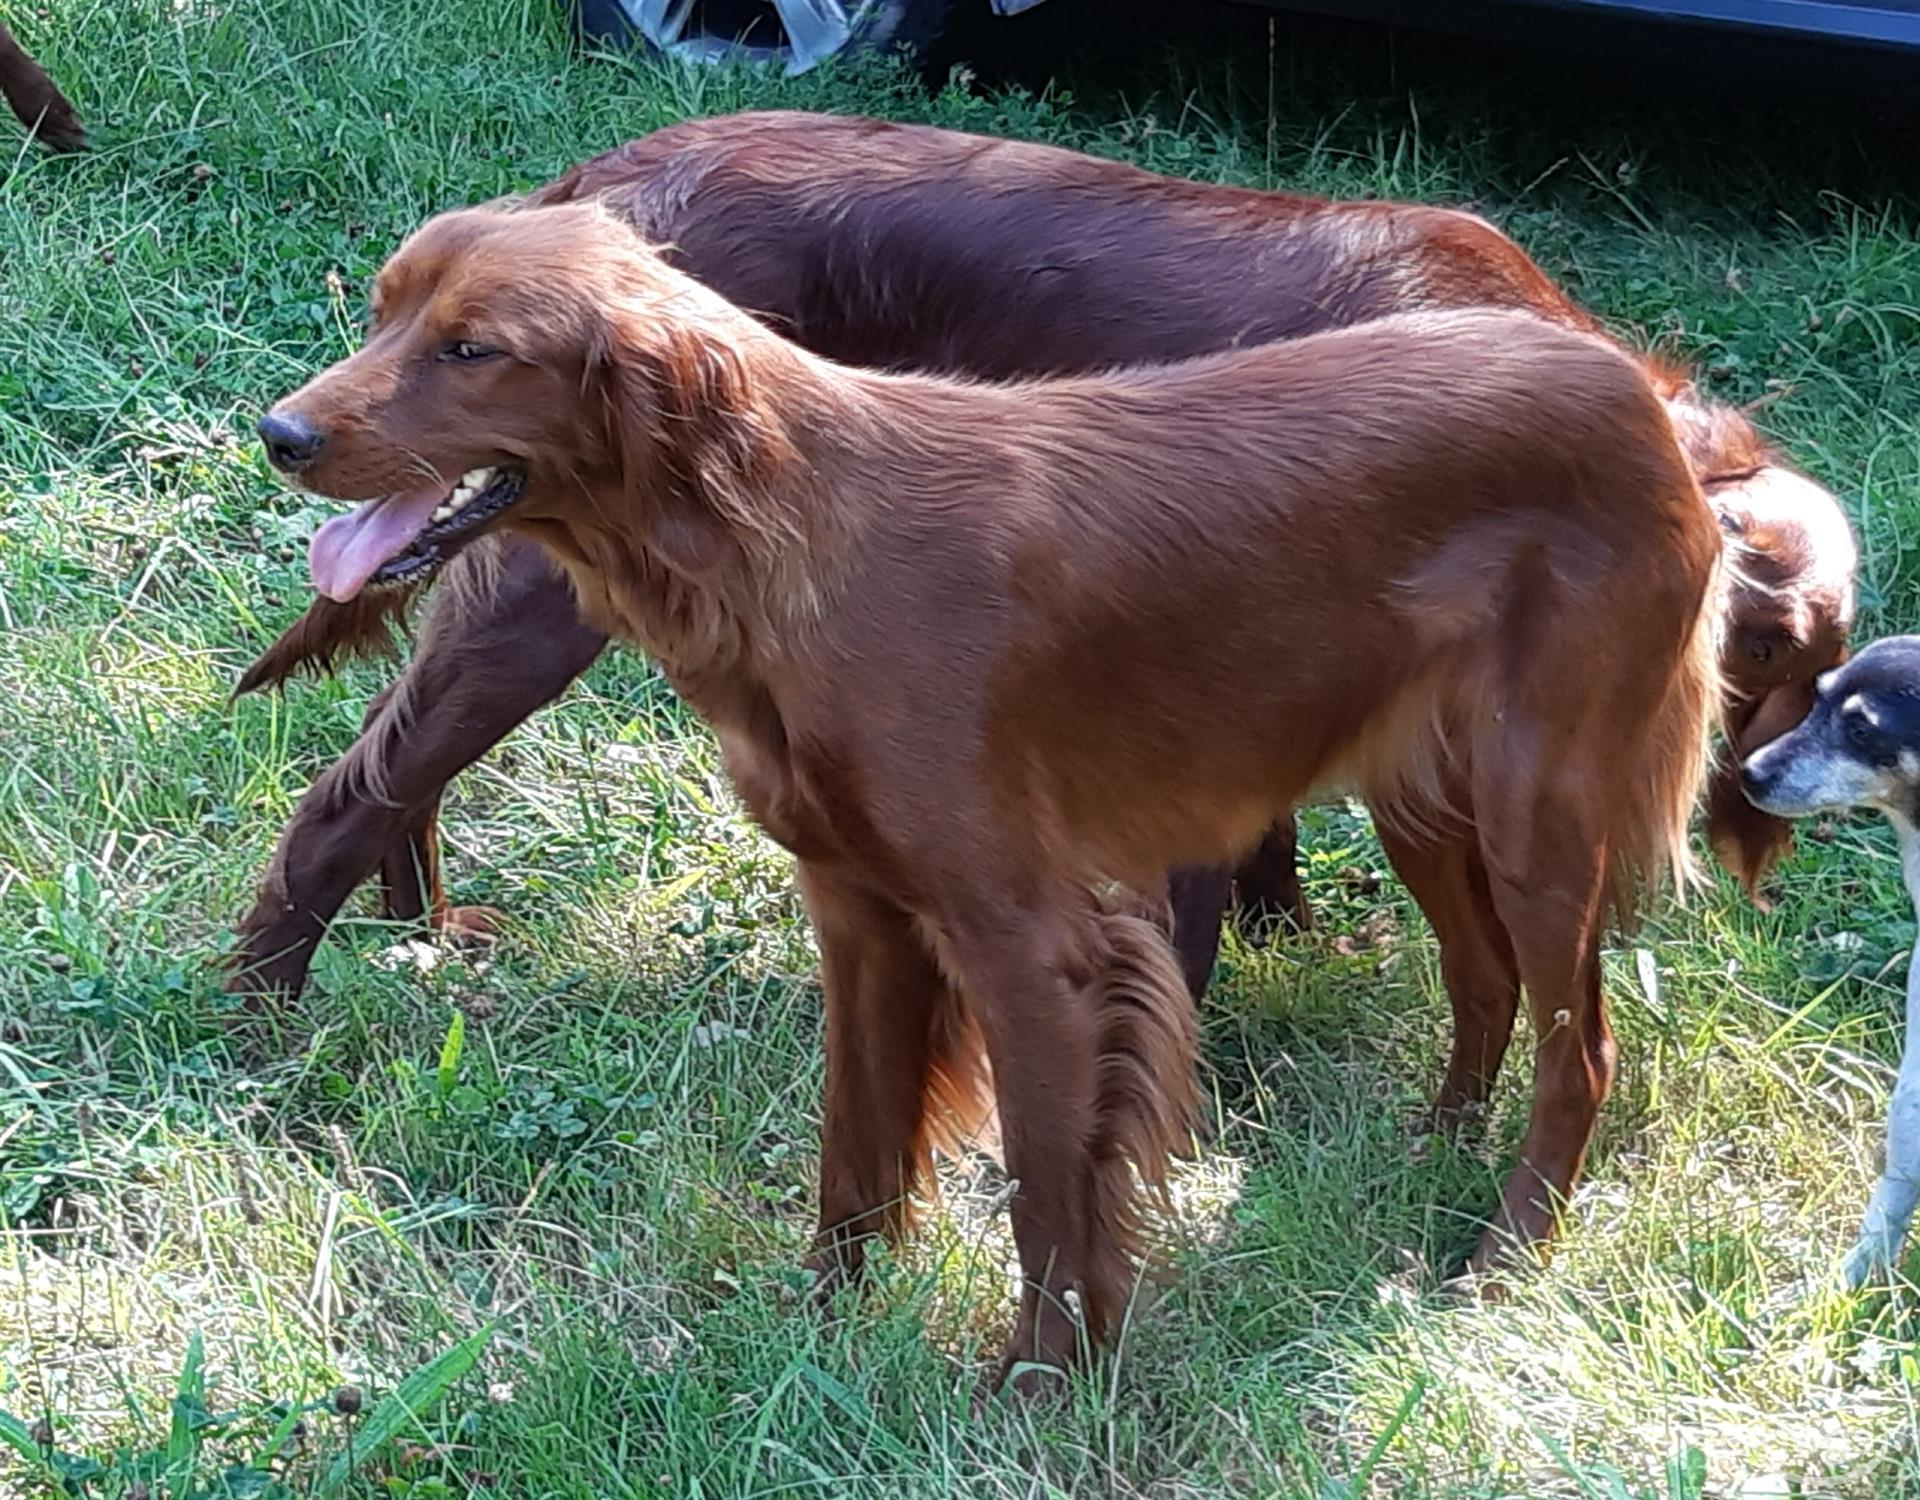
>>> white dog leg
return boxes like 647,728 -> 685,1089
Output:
1841,817 -> 1920,1286
1842,1100 -> 1920,1286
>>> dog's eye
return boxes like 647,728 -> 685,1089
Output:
1748,636 -> 1774,666
441,340 -> 500,363
1847,715 -> 1873,747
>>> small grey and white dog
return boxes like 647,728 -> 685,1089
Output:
1743,635 -> 1920,1286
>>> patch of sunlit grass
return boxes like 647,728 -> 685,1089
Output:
6,0 -> 1920,1492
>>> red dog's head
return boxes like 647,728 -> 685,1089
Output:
260,203 -> 795,603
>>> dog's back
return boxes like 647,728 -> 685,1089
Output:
542,110 -> 1596,375
251,110 -> 1830,696
811,305 -> 1718,905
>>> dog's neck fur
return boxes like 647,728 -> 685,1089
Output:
516,338 -> 865,733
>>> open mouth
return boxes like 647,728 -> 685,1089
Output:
307,465 -> 524,602
372,466 -> 526,586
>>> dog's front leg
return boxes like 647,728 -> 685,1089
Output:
1842,1102 -> 1920,1288
1841,822 -> 1920,1287
1840,1013 -> 1920,1286
796,860 -> 958,1294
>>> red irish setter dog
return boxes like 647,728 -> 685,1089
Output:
230,112 -> 1852,1012
256,201 -> 1722,1382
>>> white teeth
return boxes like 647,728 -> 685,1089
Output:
437,467 -> 496,522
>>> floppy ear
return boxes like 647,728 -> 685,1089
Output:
1707,677 -> 1820,905
590,297 -> 798,580
1706,762 -> 1792,909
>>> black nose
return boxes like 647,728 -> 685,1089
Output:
258,409 -> 325,473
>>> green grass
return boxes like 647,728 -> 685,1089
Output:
3,1 -> 1920,1494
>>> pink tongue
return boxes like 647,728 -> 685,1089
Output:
308,487 -> 445,602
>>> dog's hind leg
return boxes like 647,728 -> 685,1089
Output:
1460,750 -> 1615,1275
1445,517 -> 1714,1275
1840,818 -> 1920,1286
1378,824 -> 1520,1135
1165,824 -> 1313,1004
